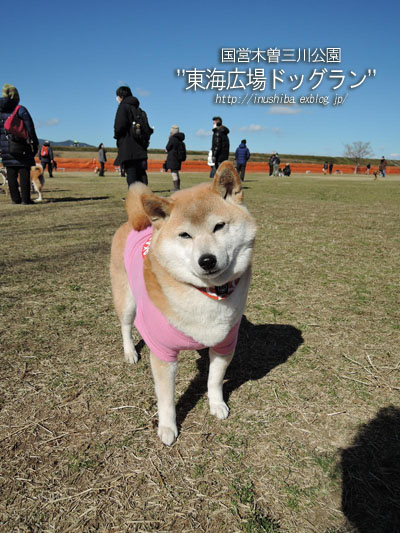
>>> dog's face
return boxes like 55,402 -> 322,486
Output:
142,162 -> 256,287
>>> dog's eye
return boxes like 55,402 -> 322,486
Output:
213,222 -> 225,233
179,232 -> 192,239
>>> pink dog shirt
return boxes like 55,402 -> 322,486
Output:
124,227 -> 241,362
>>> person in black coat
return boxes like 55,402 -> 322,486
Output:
283,163 -> 291,176
165,125 -> 185,191
113,86 -> 153,187
268,154 -> 275,176
211,117 -> 229,169
0,84 -> 38,204
39,140 -> 54,177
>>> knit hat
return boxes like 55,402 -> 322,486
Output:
170,125 -> 179,134
2,84 -> 19,100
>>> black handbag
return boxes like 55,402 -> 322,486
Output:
7,135 -> 31,157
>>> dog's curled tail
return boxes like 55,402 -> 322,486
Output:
125,182 -> 152,231
31,164 -> 44,186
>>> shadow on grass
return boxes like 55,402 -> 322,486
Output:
47,196 -> 110,203
176,315 -> 303,428
341,405 -> 400,533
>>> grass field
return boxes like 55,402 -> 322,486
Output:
0,171 -> 399,532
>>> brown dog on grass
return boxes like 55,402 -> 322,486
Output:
110,162 -> 257,445
1,164 -> 45,202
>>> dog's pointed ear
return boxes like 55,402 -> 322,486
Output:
141,193 -> 172,228
212,161 -> 243,204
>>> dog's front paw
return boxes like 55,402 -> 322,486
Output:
158,425 -> 178,446
210,401 -> 230,420
124,349 -> 138,364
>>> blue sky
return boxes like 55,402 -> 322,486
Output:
3,0 -> 399,157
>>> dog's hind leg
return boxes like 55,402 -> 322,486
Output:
112,278 -> 138,364
207,348 -> 234,420
110,224 -> 139,364
150,354 -> 178,445
120,288 -> 139,364
32,180 -> 42,202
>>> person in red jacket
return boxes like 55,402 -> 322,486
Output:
39,141 -> 54,177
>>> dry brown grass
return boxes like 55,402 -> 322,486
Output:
0,171 -> 399,532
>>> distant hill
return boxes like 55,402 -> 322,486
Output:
38,139 -> 94,147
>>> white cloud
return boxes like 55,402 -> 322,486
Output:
268,105 -> 302,115
37,118 -> 60,128
240,124 -> 268,132
195,129 -> 212,137
390,153 -> 400,158
239,124 -> 282,135
136,88 -> 150,97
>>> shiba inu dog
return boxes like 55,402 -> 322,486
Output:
1,164 -> 44,202
30,164 -> 45,201
110,161 -> 257,445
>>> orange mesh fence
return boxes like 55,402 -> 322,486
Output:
40,158 -> 400,175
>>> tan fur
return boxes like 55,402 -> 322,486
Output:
143,254 -> 175,318
30,165 -> 45,201
141,194 -> 172,227
211,162 -> 243,203
2,164 -> 44,201
140,162 -> 243,228
125,182 -> 152,231
110,222 -> 132,320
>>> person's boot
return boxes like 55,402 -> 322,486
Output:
170,180 -> 179,192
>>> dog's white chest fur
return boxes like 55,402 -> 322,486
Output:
161,268 -> 251,346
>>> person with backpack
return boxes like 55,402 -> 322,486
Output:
165,125 -> 186,191
39,141 -> 54,177
98,143 -> 107,176
0,84 -> 38,204
234,139 -> 250,182
211,116 -> 230,170
113,86 -> 153,187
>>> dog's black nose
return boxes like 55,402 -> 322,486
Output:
198,254 -> 217,271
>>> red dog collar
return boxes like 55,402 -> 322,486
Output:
196,278 -> 240,300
